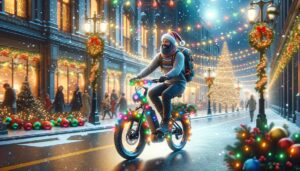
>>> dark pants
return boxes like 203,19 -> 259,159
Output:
148,83 -> 185,123
250,110 -> 255,122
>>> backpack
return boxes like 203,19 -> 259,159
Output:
159,47 -> 194,82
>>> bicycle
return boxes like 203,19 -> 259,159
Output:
114,79 -> 192,160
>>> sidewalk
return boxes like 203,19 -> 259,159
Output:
0,110 -> 246,141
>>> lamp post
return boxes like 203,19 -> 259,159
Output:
85,12 -> 107,125
204,68 -> 216,115
247,0 -> 278,130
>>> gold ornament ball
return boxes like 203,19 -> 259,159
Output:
269,127 -> 288,142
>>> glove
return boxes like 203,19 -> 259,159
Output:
130,77 -> 139,82
159,76 -> 168,82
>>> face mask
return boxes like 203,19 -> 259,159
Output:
161,44 -> 173,55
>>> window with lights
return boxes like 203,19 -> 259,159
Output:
57,0 -> 71,32
3,0 -> 31,18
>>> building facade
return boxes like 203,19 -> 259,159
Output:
0,0 -> 218,110
269,0 -> 300,126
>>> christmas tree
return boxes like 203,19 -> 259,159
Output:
210,42 -> 239,110
17,80 -> 48,120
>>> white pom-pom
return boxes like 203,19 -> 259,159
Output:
179,40 -> 186,46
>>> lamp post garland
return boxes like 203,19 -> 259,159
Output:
204,68 -> 216,115
247,0 -> 278,130
85,12 -> 107,125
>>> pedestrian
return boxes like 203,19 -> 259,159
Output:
81,89 -> 91,120
246,95 -> 257,122
1,83 -> 17,114
110,89 -> 118,118
53,86 -> 65,113
117,93 -> 128,113
70,85 -> 82,112
102,92 -> 112,120
44,93 -> 52,112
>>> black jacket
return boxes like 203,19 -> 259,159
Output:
2,88 -> 16,108
54,91 -> 65,112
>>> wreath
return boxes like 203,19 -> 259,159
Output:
249,23 -> 274,51
86,35 -> 104,58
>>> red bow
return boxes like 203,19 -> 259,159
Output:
256,26 -> 266,33
89,36 -> 100,45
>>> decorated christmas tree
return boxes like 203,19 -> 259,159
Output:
17,80 -> 48,120
210,42 -> 239,110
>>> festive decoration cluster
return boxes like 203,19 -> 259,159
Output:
0,47 -> 40,62
249,23 -> 274,52
0,79 -> 86,131
210,42 -> 240,109
224,123 -> 300,170
269,15 -> 300,88
86,35 -> 104,58
1,112 -> 85,131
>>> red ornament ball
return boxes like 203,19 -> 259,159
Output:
60,118 -> 69,127
78,118 -> 85,126
289,144 -> 300,163
278,138 -> 294,150
23,122 -> 33,131
42,121 -> 52,130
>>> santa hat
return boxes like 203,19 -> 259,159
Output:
161,31 -> 186,46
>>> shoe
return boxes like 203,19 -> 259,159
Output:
156,121 -> 169,134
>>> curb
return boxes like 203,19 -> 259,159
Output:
0,111 -> 243,141
0,125 -> 114,142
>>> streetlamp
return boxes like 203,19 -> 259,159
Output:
85,12 -> 107,125
204,68 -> 216,115
247,0 -> 278,130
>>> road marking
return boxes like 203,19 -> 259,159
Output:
0,144 -> 114,171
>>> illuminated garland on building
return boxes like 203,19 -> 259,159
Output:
269,16 -> 300,88
0,47 -> 40,62
195,50 -> 258,61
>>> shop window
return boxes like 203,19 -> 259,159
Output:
57,0 -> 71,32
3,0 -> 30,18
0,48 -> 40,102
141,25 -> 148,58
55,59 -> 86,103
123,14 -> 131,53
90,0 -> 98,16
105,70 -> 121,98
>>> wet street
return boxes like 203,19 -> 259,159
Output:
0,110 -> 298,171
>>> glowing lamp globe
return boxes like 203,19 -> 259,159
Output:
247,5 -> 257,24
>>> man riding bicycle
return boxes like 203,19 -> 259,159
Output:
131,31 -> 186,134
